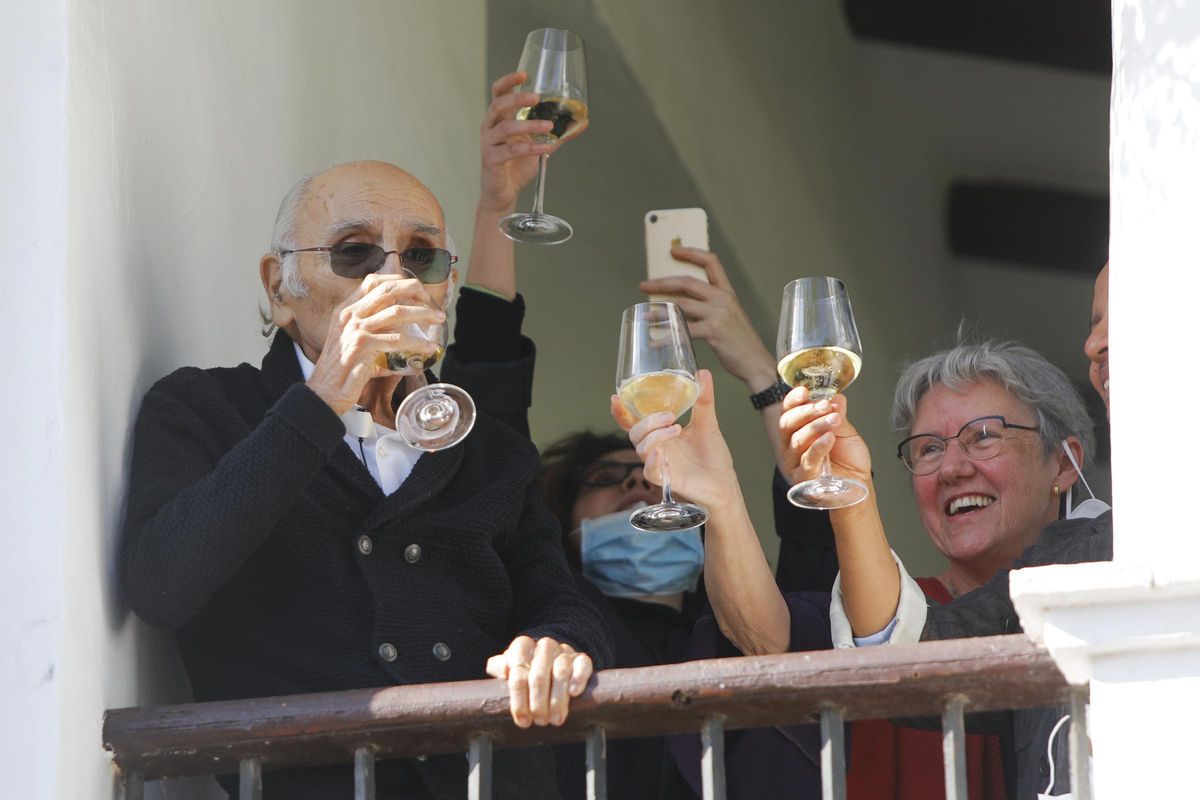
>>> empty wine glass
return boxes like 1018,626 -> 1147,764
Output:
776,277 -> 867,509
498,28 -> 588,246
616,302 -> 708,531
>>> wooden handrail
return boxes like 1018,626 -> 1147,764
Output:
103,634 -> 1072,780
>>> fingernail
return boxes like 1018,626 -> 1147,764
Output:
826,413 -> 840,426
815,400 -> 830,412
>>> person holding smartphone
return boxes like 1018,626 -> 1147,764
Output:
457,70 -> 839,799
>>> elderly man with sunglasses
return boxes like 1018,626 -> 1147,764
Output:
121,161 -> 613,799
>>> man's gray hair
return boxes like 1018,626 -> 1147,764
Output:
891,339 -> 1095,469
270,174 -> 314,299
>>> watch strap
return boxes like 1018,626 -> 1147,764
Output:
750,380 -> 790,410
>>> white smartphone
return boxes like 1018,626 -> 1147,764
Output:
645,208 -> 710,301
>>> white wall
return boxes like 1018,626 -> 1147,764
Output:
1,1 -> 485,797
0,2 -> 70,796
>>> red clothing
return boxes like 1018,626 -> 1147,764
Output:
846,577 -> 1007,800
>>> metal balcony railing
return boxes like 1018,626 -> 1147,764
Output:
103,634 -> 1089,800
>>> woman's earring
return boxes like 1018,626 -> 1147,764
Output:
1052,483 -> 1060,497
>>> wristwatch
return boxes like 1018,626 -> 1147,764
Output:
749,380 -> 790,410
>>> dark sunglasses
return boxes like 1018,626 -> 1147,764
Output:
278,243 -> 457,283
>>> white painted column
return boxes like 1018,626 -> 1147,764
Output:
1012,1 -> 1200,796
0,2 -> 69,798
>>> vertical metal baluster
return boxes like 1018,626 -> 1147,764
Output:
240,757 -> 263,800
122,771 -> 144,800
820,706 -> 847,800
700,715 -> 726,800
942,695 -> 968,800
586,725 -> 608,800
468,734 -> 493,800
355,747 -> 376,800
1069,687 -> 1092,800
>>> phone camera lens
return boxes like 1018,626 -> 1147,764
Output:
649,214 -> 658,223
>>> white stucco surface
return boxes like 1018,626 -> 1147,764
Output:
1,2 -> 70,797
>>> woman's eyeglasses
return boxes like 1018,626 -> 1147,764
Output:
897,415 -> 1040,475
278,244 -> 456,283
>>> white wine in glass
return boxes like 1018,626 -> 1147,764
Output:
383,345 -> 445,374
776,346 -> 861,400
616,369 -> 700,420
616,302 -> 708,532
777,277 -> 867,509
515,96 -> 589,142
499,28 -> 587,246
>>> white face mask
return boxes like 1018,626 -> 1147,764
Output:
1060,439 -> 1110,520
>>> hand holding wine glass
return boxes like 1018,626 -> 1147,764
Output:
776,277 -> 867,509
392,273 -> 477,451
479,71 -> 573,216
612,369 -> 740,514
498,28 -> 588,246
615,302 -> 708,531
779,388 -> 873,491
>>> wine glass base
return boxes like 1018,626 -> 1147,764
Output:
396,384 -> 477,452
498,212 -> 573,245
787,477 -> 868,510
629,502 -> 708,532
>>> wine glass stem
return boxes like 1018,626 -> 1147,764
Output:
406,357 -> 429,394
530,153 -> 549,215
817,452 -> 834,482
660,447 -> 675,505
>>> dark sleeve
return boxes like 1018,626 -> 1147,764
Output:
501,482 -> 615,669
441,287 -> 535,439
772,468 -> 840,593
120,372 -> 345,630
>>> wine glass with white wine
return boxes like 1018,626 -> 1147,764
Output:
498,28 -> 588,246
393,276 -> 477,452
776,277 -> 867,509
616,302 -> 708,532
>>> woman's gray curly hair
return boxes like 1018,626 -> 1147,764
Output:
891,338 -> 1095,469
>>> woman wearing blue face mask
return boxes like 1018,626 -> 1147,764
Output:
539,431 -> 838,800
537,431 -> 705,799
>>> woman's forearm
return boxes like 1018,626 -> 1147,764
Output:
703,486 -> 792,656
829,484 -> 901,636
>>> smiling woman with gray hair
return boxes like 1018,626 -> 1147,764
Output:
888,339 -> 1094,599
618,333 -> 1098,799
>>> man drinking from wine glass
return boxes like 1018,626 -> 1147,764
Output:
120,160 -> 613,799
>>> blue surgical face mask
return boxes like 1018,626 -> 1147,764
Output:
1061,439 -> 1111,520
580,505 -> 705,598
